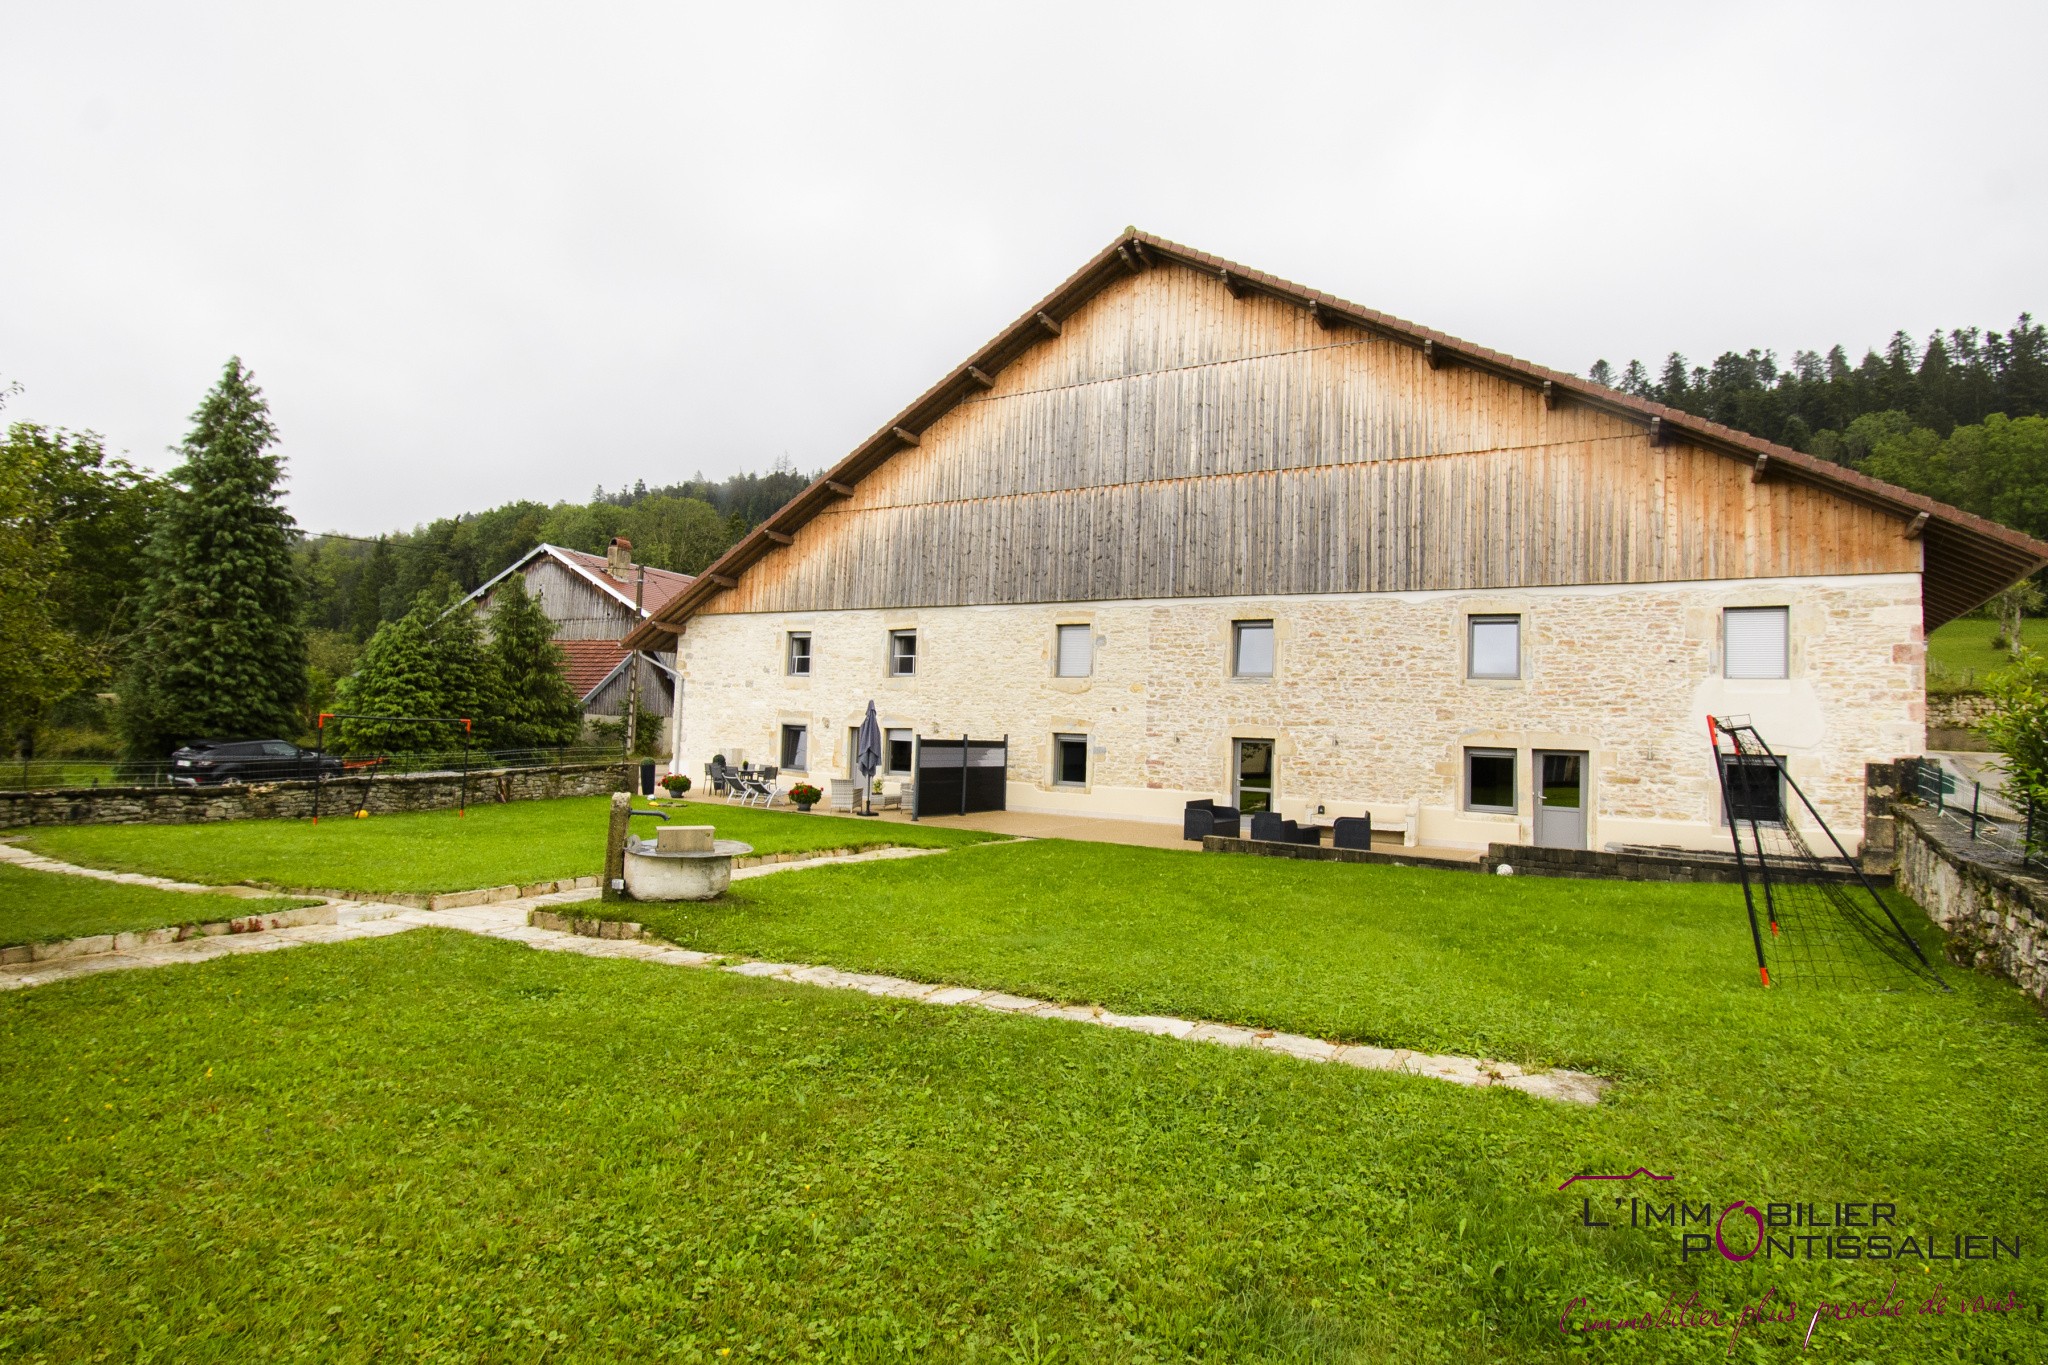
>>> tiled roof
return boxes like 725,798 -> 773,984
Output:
557,640 -> 632,700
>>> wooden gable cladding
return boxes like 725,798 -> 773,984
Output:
698,266 -> 1919,615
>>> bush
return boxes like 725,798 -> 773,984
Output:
660,773 -> 690,796
788,782 -> 822,808
1983,648 -> 2048,810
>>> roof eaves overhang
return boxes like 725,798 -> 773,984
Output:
624,229 -> 2048,648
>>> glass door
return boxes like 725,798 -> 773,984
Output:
1533,750 -> 1587,849
1235,739 -> 1275,813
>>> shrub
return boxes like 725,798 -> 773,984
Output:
660,773 -> 690,796
1983,647 -> 2048,811
788,782 -> 822,808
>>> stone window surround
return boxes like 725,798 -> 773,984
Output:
786,630 -> 812,677
1052,618 -> 1097,680
1463,746 -> 1518,814
887,627 -> 919,678
1231,619 -> 1277,681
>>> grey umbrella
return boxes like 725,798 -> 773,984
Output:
854,701 -> 884,817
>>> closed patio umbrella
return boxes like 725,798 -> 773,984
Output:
855,701 -> 884,817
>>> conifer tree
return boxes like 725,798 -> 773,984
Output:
487,574 -> 581,749
121,359 -> 307,758
429,597 -> 504,749
331,607 -> 443,753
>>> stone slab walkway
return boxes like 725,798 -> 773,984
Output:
0,848 -> 1606,1105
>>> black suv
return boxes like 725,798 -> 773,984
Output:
170,740 -> 345,786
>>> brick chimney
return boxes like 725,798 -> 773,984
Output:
606,537 -> 633,578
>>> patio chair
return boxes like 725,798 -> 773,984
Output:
1249,811 -> 1319,845
1183,798 -> 1242,840
829,778 -> 857,812
1331,815 -> 1373,851
747,776 -> 780,808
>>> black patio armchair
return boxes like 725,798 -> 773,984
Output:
1183,798 -> 1242,841
1331,815 -> 1373,851
1249,811 -> 1321,845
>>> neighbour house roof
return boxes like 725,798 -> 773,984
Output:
625,229 -> 2048,647
557,640 -> 677,704
466,543 -> 695,621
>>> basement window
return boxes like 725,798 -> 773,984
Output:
1721,755 -> 1786,825
1054,734 -> 1089,786
1464,748 -> 1517,814
780,724 -> 809,772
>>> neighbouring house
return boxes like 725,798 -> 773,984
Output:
626,230 -> 2048,852
469,539 -> 693,751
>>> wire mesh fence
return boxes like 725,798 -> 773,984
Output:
1901,755 -> 2048,872
0,746 -> 628,793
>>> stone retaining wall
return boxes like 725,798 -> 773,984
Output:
0,763 -> 628,828
1894,806 -> 2048,1000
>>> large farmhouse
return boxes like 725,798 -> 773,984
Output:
628,231 -> 2048,852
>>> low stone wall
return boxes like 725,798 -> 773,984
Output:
1486,843 -> 1751,884
0,763 -> 628,828
1928,692 -> 1996,752
1894,806 -> 2048,1000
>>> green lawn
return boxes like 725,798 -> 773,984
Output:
1925,616 -> 2048,691
3,916 -> 2043,1361
11,797 -> 999,896
0,863 -> 319,947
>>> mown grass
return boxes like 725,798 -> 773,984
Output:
0,863 -> 319,947
12,797 -> 999,895
1925,616 -> 2048,692
1,922 -> 2041,1362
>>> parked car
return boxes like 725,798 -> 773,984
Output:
169,739 -> 344,786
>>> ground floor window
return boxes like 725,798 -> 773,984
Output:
887,728 -> 912,775
1465,748 -> 1516,813
780,724 -> 808,772
1235,738 -> 1274,813
1054,734 -> 1088,786
1721,755 -> 1785,825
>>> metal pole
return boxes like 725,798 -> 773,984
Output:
312,714 -> 327,824
460,719 -> 470,818
910,737 -> 920,821
960,734 -> 968,817
1970,781 -> 1980,841
1708,719 -> 1772,988
626,566 -> 644,759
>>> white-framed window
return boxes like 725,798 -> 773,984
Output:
1467,614 -> 1521,679
786,631 -> 811,676
889,630 -> 918,677
1724,607 -> 1789,679
885,728 -> 913,776
1233,620 -> 1275,677
1054,733 -> 1089,786
1464,747 -> 1517,813
780,724 -> 808,771
1056,624 -> 1093,677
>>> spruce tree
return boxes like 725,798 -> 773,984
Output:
487,574 -> 581,749
429,597 -> 504,750
122,359 -> 307,758
331,606 -> 443,754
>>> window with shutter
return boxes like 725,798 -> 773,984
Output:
1056,625 -> 1092,677
1724,608 -> 1789,679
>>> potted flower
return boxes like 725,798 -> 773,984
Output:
660,773 -> 691,800
788,782 -> 823,812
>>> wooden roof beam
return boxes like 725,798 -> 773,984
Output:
824,480 -> 856,498
1034,311 -> 1062,337
1904,511 -> 1930,540
965,365 -> 996,390
1308,300 -> 1341,331
1648,416 -> 1669,447
761,529 -> 793,545
704,572 -> 737,589
1116,243 -> 1147,273
1220,269 -> 1250,299
1541,380 -> 1558,410
1752,452 -> 1769,481
1423,339 -> 1443,371
891,426 -> 921,447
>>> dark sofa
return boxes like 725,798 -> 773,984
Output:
1183,798 -> 1242,840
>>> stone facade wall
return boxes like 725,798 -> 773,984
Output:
0,763 -> 627,829
1894,806 -> 2048,1000
671,573 -> 1923,852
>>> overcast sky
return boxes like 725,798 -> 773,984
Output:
4,2 -> 2043,534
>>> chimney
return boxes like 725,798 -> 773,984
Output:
606,537 -> 633,578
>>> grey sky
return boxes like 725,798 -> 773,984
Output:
5,2 -> 2043,534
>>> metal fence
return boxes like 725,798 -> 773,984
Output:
0,746 -> 626,793
1904,756 -> 2048,871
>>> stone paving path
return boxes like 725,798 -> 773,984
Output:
0,847 -> 1607,1105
